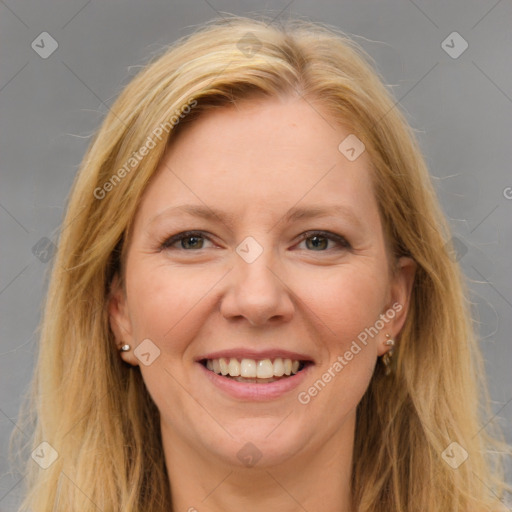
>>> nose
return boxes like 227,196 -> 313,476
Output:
219,245 -> 295,327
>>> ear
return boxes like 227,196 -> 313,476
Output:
108,273 -> 139,366
377,256 -> 417,356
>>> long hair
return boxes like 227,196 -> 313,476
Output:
13,14 -> 510,511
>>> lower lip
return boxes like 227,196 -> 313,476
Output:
198,362 -> 313,401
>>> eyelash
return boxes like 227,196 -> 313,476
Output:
159,230 -> 351,252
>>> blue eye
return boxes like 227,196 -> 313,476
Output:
297,231 -> 351,251
160,231 -> 211,250
160,230 -> 351,252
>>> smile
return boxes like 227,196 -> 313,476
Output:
201,357 -> 308,383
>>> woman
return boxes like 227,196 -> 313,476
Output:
14,14 -> 510,512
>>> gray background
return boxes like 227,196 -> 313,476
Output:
1,0 -> 511,509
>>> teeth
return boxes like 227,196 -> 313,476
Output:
228,358 -> 240,376
256,359 -> 274,379
204,357 -> 305,379
231,376 -> 279,383
273,358 -> 285,376
240,358 -> 257,378
219,357 -> 229,376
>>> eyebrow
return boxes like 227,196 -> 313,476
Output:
148,203 -> 363,230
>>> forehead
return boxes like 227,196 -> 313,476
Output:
134,96 -> 379,229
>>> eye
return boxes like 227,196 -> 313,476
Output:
296,231 -> 351,251
160,231 -> 214,250
159,230 -> 351,252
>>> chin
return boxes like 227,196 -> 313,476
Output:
211,418 -> 307,468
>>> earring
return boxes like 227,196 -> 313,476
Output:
381,334 -> 395,376
119,344 -> 131,352
384,334 -> 395,347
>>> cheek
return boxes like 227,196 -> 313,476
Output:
126,255 -> 389,353
300,263 -> 389,344
294,266 -> 386,400
125,261 -> 221,347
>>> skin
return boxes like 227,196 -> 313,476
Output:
109,95 -> 416,512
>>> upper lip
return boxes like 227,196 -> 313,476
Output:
196,348 -> 314,363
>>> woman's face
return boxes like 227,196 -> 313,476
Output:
109,96 -> 415,469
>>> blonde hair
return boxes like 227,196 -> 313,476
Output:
13,14 -> 511,511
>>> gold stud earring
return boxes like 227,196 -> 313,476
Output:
381,334 -> 395,376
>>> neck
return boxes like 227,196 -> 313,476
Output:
162,412 -> 355,512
